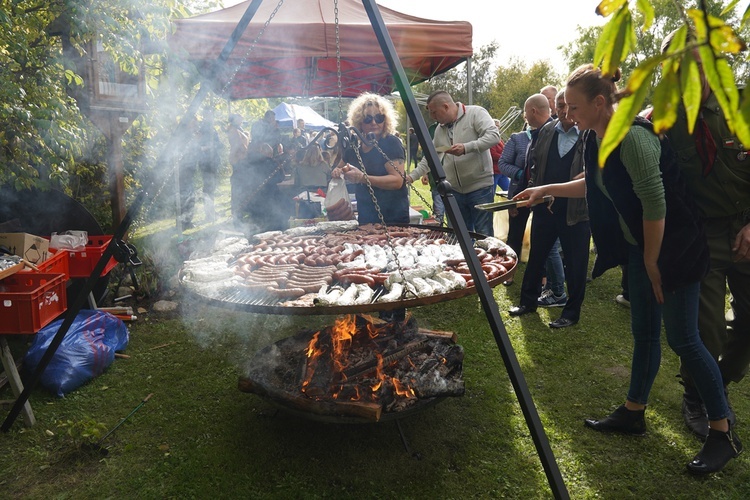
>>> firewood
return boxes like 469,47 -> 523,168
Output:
342,339 -> 429,380
418,328 -> 458,343
239,376 -> 382,421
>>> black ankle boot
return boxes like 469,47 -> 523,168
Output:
584,405 -> 647,436
686,427 -> 743,475
682,388 -> 708,440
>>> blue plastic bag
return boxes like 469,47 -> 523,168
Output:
24,310 -> 129,397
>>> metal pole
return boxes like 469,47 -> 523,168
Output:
466,57 -> 473,105
2,0 -> 267,433
360,1 -> 568,498
98,393 -> 153,445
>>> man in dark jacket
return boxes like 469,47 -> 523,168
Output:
509,90 -> 590,328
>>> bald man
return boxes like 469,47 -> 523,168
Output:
509,90 -> 590,329
540,85 -> 558,119
407,90 -> 501,236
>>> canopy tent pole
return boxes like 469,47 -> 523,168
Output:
466,57 -> 473,105
360,1 -> 568,498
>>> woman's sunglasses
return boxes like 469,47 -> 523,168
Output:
362,113 -> 386,124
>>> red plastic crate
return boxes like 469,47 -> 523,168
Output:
0,273 -> 68,334
19,248 -> 69,279
50,235 -> 118,278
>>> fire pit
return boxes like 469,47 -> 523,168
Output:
239,314 -> 464,423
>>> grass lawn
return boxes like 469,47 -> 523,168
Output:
1,176 -> 748,499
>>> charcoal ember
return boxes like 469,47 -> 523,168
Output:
418,357 -> 441,374
239,314 -> 464,422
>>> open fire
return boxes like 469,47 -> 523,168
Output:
239,314 -> 464,422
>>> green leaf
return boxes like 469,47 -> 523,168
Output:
625,53 -> 668,94
598,82 -> 650,167
594,11 -> 619,68
716,58 -> 740,110
663,25 -> 687,56
709,24 -> 747,54
743,4 -> 750,27
596,0 -> 628,17
602,6 -> 633,77
722,0 -> 741,17
680,53 -> 702,135
736,94 -> 750,148
635,0 -> 655,31
688,9 -> 708,40
698,45 -> 736,133
651,71 -> 680,135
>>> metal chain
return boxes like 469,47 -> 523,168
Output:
350,143 -> 412,298
218,0 -> 285,97
369,136 -> 441,226
334,0 -> 343,122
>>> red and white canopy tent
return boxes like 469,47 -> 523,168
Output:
169,0 -> 473,100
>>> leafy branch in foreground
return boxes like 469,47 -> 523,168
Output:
593,0 -> 749,166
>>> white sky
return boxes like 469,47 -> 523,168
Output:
377,0 -> 606,74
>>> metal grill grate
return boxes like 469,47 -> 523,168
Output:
183,224 -> 515,316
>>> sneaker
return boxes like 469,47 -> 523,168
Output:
537,289 -> 567,307
615,294 -> 630,307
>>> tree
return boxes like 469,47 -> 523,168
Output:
592,0 -> 749,165
485,59 -> 561,135
0,0 -> 182,201
563,1 -> 733,104
413,42 -> 499,112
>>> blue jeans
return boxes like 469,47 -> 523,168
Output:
452,185 -> 495,236
430,188 -> 445,226
545,239 -> 565,296
627,246 -> 729,420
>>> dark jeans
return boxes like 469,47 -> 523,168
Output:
545,239 -> 565,296
627,245 -> 729,420
430,188 -> 445,226
680,214 -> 750,386
452,185 -> 495,237
519,205 -> 590,322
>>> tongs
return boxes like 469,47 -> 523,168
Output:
475,195 -> 553,212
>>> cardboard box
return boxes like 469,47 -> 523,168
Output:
0,233 -> 50,265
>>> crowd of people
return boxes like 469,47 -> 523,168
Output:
508,28 -> 748,474
175,46 -> 747,474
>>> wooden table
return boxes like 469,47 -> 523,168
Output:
0,336 -> 35,426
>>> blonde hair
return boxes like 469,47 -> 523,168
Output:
346,93 -> 398,136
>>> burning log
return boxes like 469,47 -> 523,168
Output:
342,339 -> 429,380
238,376 -> 382,421
239,315 -> 464,422
418,328 -> 458,344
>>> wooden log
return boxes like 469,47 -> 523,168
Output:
418,328 -> 458,344
238,376 -> 382,421
342,339 -> 429,380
